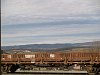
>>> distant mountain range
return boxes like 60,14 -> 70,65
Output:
1,41 -> 100,50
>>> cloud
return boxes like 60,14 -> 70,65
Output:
2,23 -> 100,46
1,0 -> 100,46
1,15 -> 100,26
2,34 -> 100,46
1,0 -> 100,25
1,24 -> 100,38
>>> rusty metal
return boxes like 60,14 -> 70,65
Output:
1,51 -> 100,65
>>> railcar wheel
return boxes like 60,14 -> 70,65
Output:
10,64 -> 19,73
10,68 -> 17,73
86,65 -> 93,73
86,65 -> 97,74
1,65 -> 9,73
1,66 -> 7,73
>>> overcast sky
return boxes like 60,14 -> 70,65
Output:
1,0 -> 100,46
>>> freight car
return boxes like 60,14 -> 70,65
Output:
1,51 -> 100,74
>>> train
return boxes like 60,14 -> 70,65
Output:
1,51 -> 100,74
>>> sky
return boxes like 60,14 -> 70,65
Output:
1,0 -> 100,46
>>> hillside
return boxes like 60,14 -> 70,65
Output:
1,41 -> 100,50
